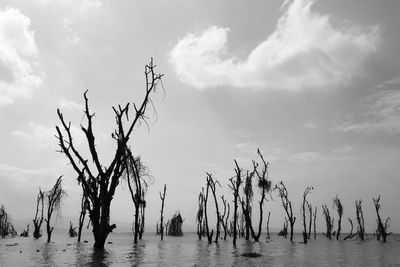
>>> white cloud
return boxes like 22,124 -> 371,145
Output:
169,0 -> 379,91
333,88 -> 400,135
59,98 -> 83,110
0,7 -> 42,107
63,19 -> 82,46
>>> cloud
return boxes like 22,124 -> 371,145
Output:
0,7 -> 42,107
333,83 -> 400,135
59,98 -> 83,110
169,0 -> 379,91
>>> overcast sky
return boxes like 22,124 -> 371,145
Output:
1,0 -> 399,233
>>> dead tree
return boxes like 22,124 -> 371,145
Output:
203,176 -> 213,243
228,160 -> 243,245
322,204 -> 334,239
332,195 -> 343,240
241,169 -> 254,240
45,176 -> 66,242
206,173 -> 221,243
33,188 -> 44,239
307,202 -> 312,239
301,186 -> 313,244
196,188 -> 205,239
69,221 -> 77,237
278,218 -> 288,238
56,59 -> 163,248
266,211 -> 271,240
343,218 -> 357,240
220,196 -> 230,240
355,199 -> 365,241
0,205 -> 17,238
124,148 -> 152,244
159,184 -> 166,241
77,194 -> 87,242
372,195 -> 392,242
20,223 -> 30,237
276,182 -> 296,241
313,207 -> 317,239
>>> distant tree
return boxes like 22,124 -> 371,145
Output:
229,160 -> 243,245
167,212 -> 183,236
312,207 -> 317,239
372,195 -> 392,242
159,184 -> 166,241
196,188 -> 205,239
123,147 -> 152,244
20,223 -> 30,237
220,196 -> 230,240
332,195 -> 343,240
355,199 -> 365,241
343,218 -> 357,240
33,188 -> 44,239
322,204 -> 334,239
266,211 -> 271,240
45,176 -> 66,242
307,201 -> 313,239
276,182 -> 296,241
69,221 -> 77,237
56,59 -> 163,248
0,205 -> 17,238
301,186 -> 313,244
278,218 -> 288,238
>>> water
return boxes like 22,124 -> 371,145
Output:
1,233 -> 399,266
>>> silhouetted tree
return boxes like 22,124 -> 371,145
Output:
278,218 -> 288,238
77,194 -> 87,242
196,188 -> 205,239
313,207 -> 317,239
69,221 -> 77,237
355,199 -> 365,241
207,173 -> 221,243
124,148 -> 152,244
301,186 -> 313,244
322,204 -> 334,239
333,195 -> 343,240
159,184 -> 166,241
372,195 -> 391,242
307,201 -> 312,239
220,196 -> 230,240
241,167 -> 255,241
0,205 -> 17,238
276,182 -> 296,241
20,223 -> 30,237
45,176 -> 66,242
55,59 -> 163,248
266,211 -> 271,240
167,212 -> 183,236
343,218 -> 357,240
33,188 -> 44,239
229,160 -> 243,245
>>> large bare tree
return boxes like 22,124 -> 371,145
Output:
276,182 -> 296,241
45,176 -> 66,242
56,59 -> 163,248
301,186 -> 313,244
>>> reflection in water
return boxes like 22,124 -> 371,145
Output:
128,241 -> 146,266
75,243 -> 112,267
41,242 -> 56,265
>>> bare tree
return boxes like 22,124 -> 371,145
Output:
33,189 -> 44,239
45,176 -> 66,242
159,184 -> 166,241
196,188 -> 205,239
0,205 -> 17,238
276,182 -> 296,241
278,218 -> 288,238
229,160 -> 243,245
355,199 -> 365,241
124,148 -> 152,244
372,195 -> 391,242
322,204 -> 334,239
343,218 -> 357,240
266,211 -> 271,240
332,195 -> 343,240
241,168 -> 255,241
220,196 -> 230,240
56,59 -> 163,248
77,194 -> 87,242
313,207 -> 317,239
307,202 -> 312,239
207,173 -> 221,243
301,186 -> 313,244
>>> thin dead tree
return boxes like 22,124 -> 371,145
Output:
159,184 -> 166,241
313,207 -> 317,239
266,211 -> 271,240
229,160 -> 243,246
45,176 -> 66,242
307,202 -> 312,239
276,182 -> 296,241
33,188 -> 45,239
196,188 -> 205,239
355,199 -> 365,241
301,186 -> 313,244
322,204 -> 334,239
206,173 -> 221,243
220,196 -> 230,240
372,195 -> 392,242
124,148 -> 152,244
343,218 -> 357,240
278,218 -> 288,238
77,194 -> 88,242
241,169 -> 254,240
56,59 -> 163,248
333,195 -> 343,240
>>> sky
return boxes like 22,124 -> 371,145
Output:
0,0 -> 399,234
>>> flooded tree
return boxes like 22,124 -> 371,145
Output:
167,212 -> 183,236
220,196 -> 230,240
159,184 -> 166,241
372,195 -> 392,242
56,59 -> 163,248
313,207 -> 317,239
207,173 -> 221,243
278,218 -> 288,238
69,221 -> 77,237
301,186 -> 313,244
196,188 -> 205,239
307,202 -> 313,239
333,195 -> 343,240
45,176 -> 66,242
124,148 -> 152,244
355,199 -> 365,241
322,204 -> 334,239
266,211 -> 271,240
33,188 -> 44,239
77,194 -> 87,242
0,205 -> 17,238
276,182 -> 296,241
20,223 -> 30,237
343,218 -> 357,240
229,160 -> 243,245
241,169 -> 254,241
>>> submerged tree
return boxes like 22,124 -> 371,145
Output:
220,196 -> 230,240
196,188 -> 205,239
278,218 -> 288,238
229,160 -> 243,245
20,223 -> 30,237
276,182 -> 296,241
207,173 -> 221,243
266,211 -> 271,240
333,195 -> 343,240
56,59 -> 163,248
241,169 -> 254,241
167,212 -> 183,236
343,218 -> 357,240
322,204 -> 334,239
69,221 -> 77,237
45,176 -> 66,242
77,194 -> 87,242
33,189 -> 44,239
372,195 -> 391,242
313,207 -> 317,239
307,201 -> 313,239
301,186 -> 313,244
355,199 -> 365,241
159,184 -> 166,241
0,205 -> 17,238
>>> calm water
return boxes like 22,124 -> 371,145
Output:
1,232 -> 399,266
